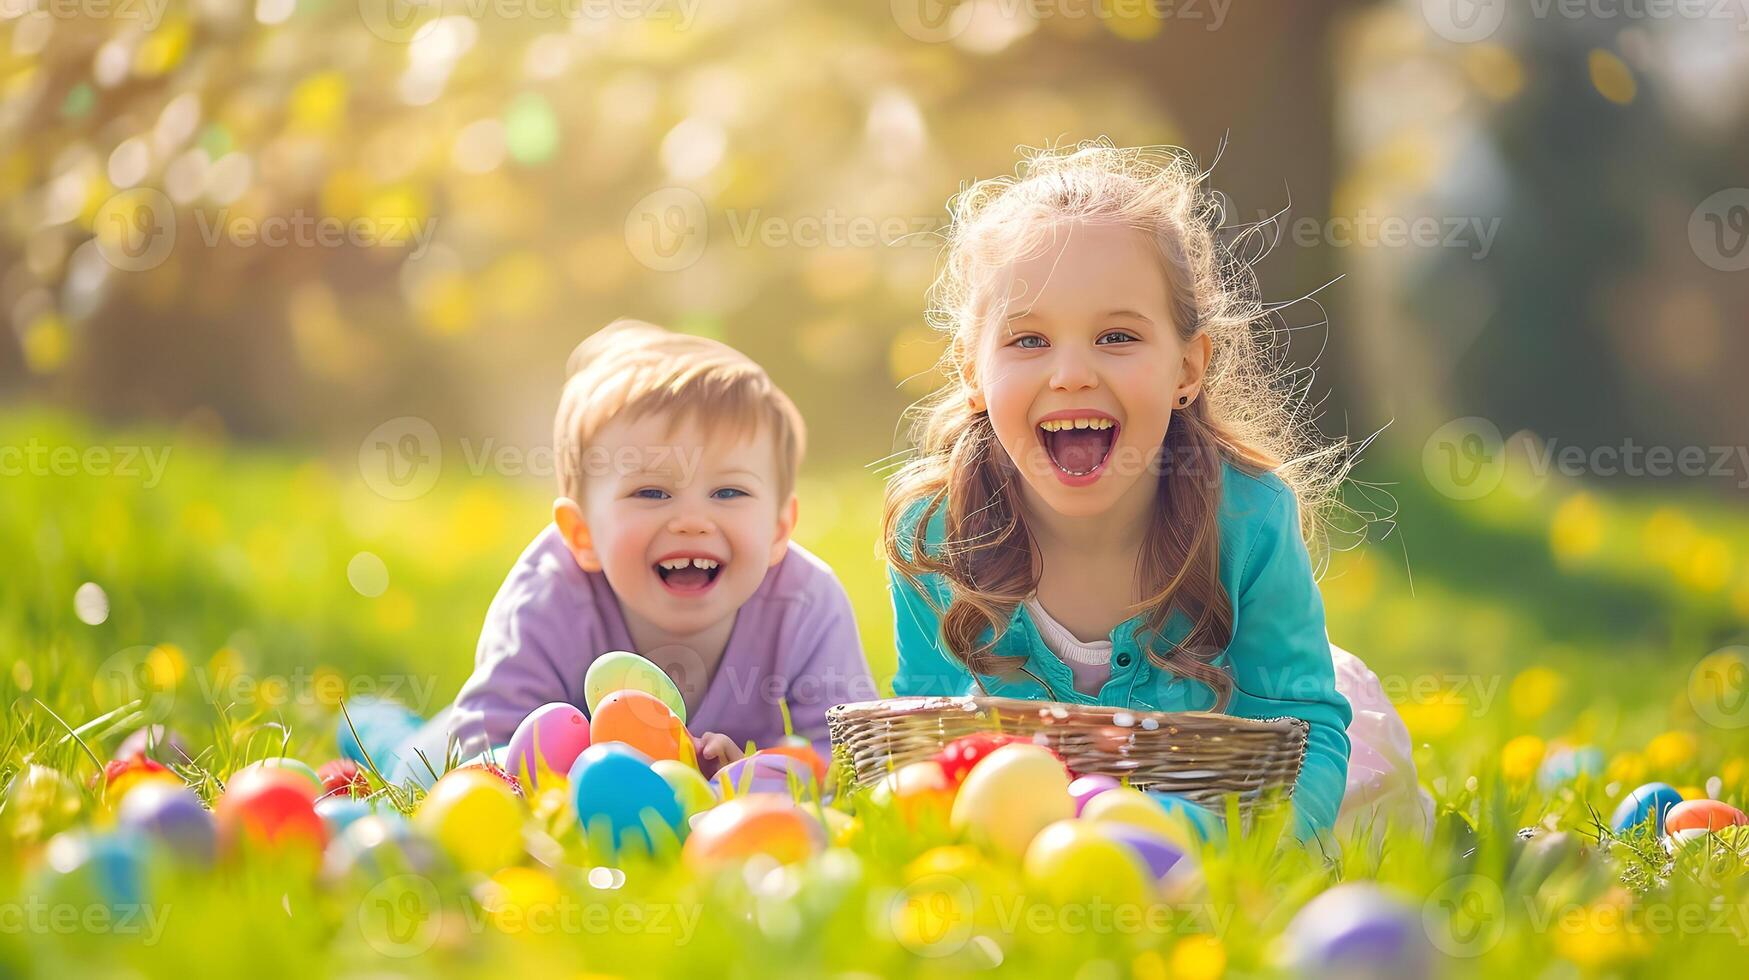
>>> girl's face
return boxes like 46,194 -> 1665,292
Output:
970,220 -> 1210,521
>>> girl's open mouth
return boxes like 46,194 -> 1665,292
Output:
1037,414 -> 1118,486
654,555 -> 723,595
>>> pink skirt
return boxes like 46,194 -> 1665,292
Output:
1331,643 -> 1434,837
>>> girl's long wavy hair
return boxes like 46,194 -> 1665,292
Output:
882,140 -> 1353,708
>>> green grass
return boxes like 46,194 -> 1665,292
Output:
4,410 -> 1749,977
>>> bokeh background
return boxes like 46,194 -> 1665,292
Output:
4,0 -> 1749,787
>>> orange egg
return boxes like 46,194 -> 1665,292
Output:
590,690 -> 690,763
877,761 -> 956,827
682,794 -> 824,872
1664,799 -> 1749,835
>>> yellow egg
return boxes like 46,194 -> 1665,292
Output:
477,866 -> 562,934
948,744 -> 1072,857
1024,819 -> 1152,908
818,807 -> 860,847
878,761 -> 955,827
651,759 -> 716,819
414,768 -> 526,874
1079,786 -> 1182,838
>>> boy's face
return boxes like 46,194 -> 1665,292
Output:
558,412 -> 797,637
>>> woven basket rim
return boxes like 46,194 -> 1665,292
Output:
827,695 -> 1309,736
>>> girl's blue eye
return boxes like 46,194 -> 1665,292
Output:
1096,330 -> 1138,345
1012,335 -> 1048,349
711,487 -> 749,500
632,488 -> 670,500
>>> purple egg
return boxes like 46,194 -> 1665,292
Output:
116,725 -> 189,765
712,754 -> 815,799
1069,774 -> 1120,816
1096,823 -> 1190,881
116,782 -> 214,864
1282,882 -> 1431,979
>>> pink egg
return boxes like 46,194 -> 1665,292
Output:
1663,799 -> 1749,835
505,703 -> 591,791
1069,774 -> 1120,816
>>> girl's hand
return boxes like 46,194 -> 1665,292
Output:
692,731 -> 745,778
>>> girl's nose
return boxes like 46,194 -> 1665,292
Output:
1048,349 -> 1098,392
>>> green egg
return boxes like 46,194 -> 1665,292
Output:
652,759 -> 716,819
585,650 -> 687,724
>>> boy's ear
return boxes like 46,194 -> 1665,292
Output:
768,494 -> 799,567
553,497 -> 603,572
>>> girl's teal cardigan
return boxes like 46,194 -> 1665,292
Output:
887,460 -> 1353,838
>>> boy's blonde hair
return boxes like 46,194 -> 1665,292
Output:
555,319 -> 806,502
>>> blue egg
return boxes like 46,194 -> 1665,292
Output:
116,782 -> 214,865
1144,791 -> 1224,842
1610,782 -> 1685,836
1283,882 -> 1431,979
43,832 -> 148,908
1536,746 -> 1604,791
568,743 -> 683,854
315,796 -> 374,837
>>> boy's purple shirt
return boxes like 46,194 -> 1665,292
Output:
447,526 -> 878,762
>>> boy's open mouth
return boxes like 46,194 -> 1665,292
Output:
654,555 -> 723,595
1037,414 -> 1119,484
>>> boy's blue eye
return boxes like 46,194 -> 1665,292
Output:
632,488 -> 670,500
1096,330 -> 1138,345
711,487 -> 749,500
1012,335 -> 1048,349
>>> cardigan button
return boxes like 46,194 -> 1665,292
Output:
1115,652 -> 1133,668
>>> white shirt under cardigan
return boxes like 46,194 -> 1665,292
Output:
1022,597 -> 1114,696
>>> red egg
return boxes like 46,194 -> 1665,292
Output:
215,767 -> 326,857
316,759 -> 370,799
935,734 -> 1044,784
1664,799 -> 1749,835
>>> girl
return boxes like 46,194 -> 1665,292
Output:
883,142 -> 1427,841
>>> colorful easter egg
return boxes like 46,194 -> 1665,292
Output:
40,831 -> 147,909
590,690 -> 691,763
876,760 -> 955,827
100,757 -> 181,811
324,813 -> 445,881
949,743 -> 1073,857
315,796 -> 374,837
414,767 -> 526,874
1609,782 -> 1685,836
756,742 -> 829,783
117,782 -> 214,864
238,757 -> 324,793
1663,798 -> 1749,835
1281,882 -> 1432,979
215,766 -> 326,857
1536,745 -> 1604,791
455,758 -> 525,798
652,759 -> 717,819
568,743 -> 684,854
682,794 -> 825,872
934,733 -> 1031,784
116,725 -> 189,764
713,753 -> 817,800
1094,823 -> 1193,883
1069,774 -> 1119,816
1080,787 -> 1186,844
506,702 -> 592,791
584,650 -> 688,723
3,764 -> 83,841
317,759 -> 370,799
1024,819 -> 1151,908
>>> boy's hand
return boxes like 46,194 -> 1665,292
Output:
692,732 -> 745,779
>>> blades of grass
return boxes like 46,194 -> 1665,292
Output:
31,698 -> 103,773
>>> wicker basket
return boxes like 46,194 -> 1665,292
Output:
828,696 -> 1307,814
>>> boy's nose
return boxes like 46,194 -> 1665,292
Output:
667,511 -> 714,535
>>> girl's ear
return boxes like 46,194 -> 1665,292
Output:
553,497 -> 603,572
768,494 -> 800,567
1177,332 -> 1213,405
